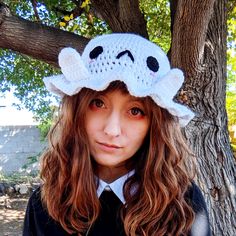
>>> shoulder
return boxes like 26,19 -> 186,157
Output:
185,182 -> 212,236
28,186 -> 42,204
27,186 -> 45,213
24,186 -> 69,236
185,181 -> 208,214
24,186 -> 51,225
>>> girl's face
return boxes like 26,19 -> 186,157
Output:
85,89 -> 150,177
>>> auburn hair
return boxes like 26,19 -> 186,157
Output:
40,81 -> 195,235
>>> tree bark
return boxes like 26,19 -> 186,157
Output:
0,1 -> 148,67
90,0 -> 148,38
0,3 -> 89,67
170,0 -> 236,235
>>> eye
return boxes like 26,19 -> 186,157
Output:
129,107 -> 145,117
89,46 -> 103,59
89,99 -> 105,109
146,56 -> 159,72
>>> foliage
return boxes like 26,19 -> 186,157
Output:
0,0 -> 110,124
37,120 -> 52,140
232,144 -> 236,152
226,4 -> 236,127
37,108 -> 58,140
0,49 -> 58,123
140,0 -> 171,52
21,151 -> 43,171
0,0 -> 235,128
0,171 -> 39,183
226,91 -> 236,126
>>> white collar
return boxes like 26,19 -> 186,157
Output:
97,170 -> 135,204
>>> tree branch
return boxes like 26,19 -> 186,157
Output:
90,0 -> 148,38
53,5 -> 84,19
31,0 -> 40,22
170,0 -> 216,74
0,4 -> 89,67
0,1 -> 148,67
71,0 -> 82,8
227,0 -> 236,13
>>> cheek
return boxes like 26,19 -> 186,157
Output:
127,122 -> 149,144
136,129 -> 148,145
85,113 -> 103,135
85,113 -> 94,135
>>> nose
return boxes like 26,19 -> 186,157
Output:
104,111 -> 122,137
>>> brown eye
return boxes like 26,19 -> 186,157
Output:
90,99 -> 105,108
130,107 -> 145,116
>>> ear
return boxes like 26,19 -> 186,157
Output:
58,47 -> 90,82
152,68 -> 185,99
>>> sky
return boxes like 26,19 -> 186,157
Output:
0,91 -> 38,126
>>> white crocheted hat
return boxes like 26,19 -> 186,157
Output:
43,33 -> 194,126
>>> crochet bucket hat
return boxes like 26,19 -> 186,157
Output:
43,33 -> 194,126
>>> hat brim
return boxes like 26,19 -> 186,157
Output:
43,71 -> 194,127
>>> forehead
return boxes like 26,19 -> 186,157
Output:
96,87 -> 147,105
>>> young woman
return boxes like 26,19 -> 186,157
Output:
23,33 -> 211,236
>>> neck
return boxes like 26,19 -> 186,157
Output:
96,165 -> 130,183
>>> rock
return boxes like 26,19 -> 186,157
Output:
14,184 -> 20,192
4,197 -> 12,209
6,186 -> 15,195
0,183 -> 6,195
18,184 -> 28,195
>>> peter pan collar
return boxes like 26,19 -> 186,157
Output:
97,170 -> 135,204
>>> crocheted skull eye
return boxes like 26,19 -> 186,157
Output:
146,56 -> 159,72
89,46 -> 103,59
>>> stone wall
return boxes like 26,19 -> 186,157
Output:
0,126 -> 46,175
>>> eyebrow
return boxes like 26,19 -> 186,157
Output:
129,97 -> 145,104
95,90 -> 145,104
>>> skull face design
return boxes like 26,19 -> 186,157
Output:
80,34 -> 171,91
44,33 -> 194,126
89,45 -> 159,72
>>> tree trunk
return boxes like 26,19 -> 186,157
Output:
90,0 -> 148,38
170,0 -> 236,235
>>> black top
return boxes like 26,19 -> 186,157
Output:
23,182 -> 211,236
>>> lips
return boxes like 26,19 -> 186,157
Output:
97,142 -> 121,149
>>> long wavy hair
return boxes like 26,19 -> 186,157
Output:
40,81 -> 195,235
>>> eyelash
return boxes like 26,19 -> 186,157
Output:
130,107 -> 145,116
90,98 -> 105,108
89,99 -> 146,116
